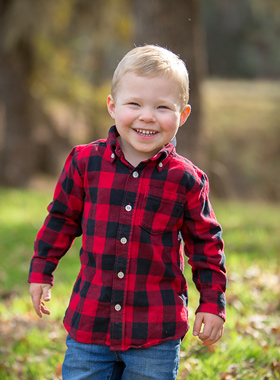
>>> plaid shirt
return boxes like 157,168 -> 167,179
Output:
29,125 -> 226,351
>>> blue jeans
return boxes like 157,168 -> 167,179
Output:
62,335 -> 181,380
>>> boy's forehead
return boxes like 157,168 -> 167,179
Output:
113,71 -> 187,108
118,72 -> 179,90
114,73 -> 182,106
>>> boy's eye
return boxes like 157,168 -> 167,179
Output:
158,105 -> 169,110
128,102 -> 140,106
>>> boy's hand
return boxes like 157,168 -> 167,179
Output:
29,283 -> 52,318
193,312 -> 224,346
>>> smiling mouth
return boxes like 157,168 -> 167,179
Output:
135,129 -> 158,136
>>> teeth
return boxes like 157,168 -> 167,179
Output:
136,129 -> 157,135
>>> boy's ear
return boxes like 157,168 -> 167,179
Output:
179,105 -> 191,127
107,95 -> 115,119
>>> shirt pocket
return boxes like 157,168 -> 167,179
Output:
139,187 -> 185,235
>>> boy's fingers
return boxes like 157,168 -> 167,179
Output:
198,322 -> 224,345
40,301 -> 51,315
32,295 -> 43,318
198,325 -> 212,341
199,327 -> 215,344
193,313 -> 203,336
42,285 -> 51,302
30,286 -> 43,317
194,312 -> 224,345
29,283 -> 52,318
200,328 -> 222,346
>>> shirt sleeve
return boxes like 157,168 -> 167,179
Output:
28,146 -> 85,286
181,172 -> 227,321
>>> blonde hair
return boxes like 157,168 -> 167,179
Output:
111,45 -> 189,110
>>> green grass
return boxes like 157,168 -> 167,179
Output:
0,188 -> 280,380
180,200 -> 280,380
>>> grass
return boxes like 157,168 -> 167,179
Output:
180,200 -> 280,380
0,188 -> 280,379
0,188 -> 80,380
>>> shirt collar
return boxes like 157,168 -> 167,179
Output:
107,125 -> 176,170
108,125 -> 120,163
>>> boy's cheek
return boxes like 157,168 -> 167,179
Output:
116,112 -> 135,126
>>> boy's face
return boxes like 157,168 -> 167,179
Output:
107,72 -> 191,166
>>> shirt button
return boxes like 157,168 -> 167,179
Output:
158,162 -> 163,168
115,304 -> 121,312
120,237 -> 127,245
118,271 -> 124,279
125,204 -> 132,212
132,171 -> 139,178
111,153 -> 115,159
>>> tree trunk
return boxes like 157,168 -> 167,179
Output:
0,1 -> 70,186
132,0 -> 207,166
0,1 -> 37,186
0,40 -> 38,186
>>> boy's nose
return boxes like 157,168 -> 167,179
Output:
139,107 -> 156,123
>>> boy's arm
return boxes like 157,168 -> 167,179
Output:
182,173 -> 227,342
28,146 -> 85,286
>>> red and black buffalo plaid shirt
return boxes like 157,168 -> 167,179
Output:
28,125 -> 226,351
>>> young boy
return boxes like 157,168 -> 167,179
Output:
29,45 -> 226,380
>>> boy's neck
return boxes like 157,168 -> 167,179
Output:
117,136 -> 162,167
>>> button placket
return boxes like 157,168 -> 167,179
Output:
110,166 -> 142,348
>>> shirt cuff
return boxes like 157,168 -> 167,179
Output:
28,257 -> 56,286
196,288 -> 226,322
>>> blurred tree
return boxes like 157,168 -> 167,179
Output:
38,0 -> 132,142
1,0 -> 279,188
132,0 -> 207,166
0,0 -> 132,186
0,0 -> 70,186
202,0 -> 280,78
0,0 -> 38,186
